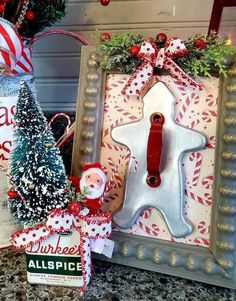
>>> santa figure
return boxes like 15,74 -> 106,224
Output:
69,162 -> 108,214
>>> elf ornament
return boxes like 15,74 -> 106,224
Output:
69,163 -> 108,214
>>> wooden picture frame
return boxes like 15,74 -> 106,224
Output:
71,46 -> 236,289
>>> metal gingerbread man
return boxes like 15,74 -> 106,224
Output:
112,82 -> 206,238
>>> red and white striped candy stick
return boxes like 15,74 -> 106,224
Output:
103,118 -> 123,138
206,94 -> 218,107
206,136 -> 215,149
101,141 -> 126,152
192,93 -> 200,104
47,113 -> 71,134
185,189 -> 212,206
194,237 -> 209,246
202,175 -> 213,189
187,117 -> 200,129
176,96 -> 191,122
106,77 -> 128,92
141,208 -> 152,219
197,221 -> 210,235
173,80 -> 187,96
136,219 -> 159,237
191,152 -> 203,187
202,110 -> 217,123
0,164 -> 12,184
104,193 -> 119,203
114,105 -> 138,121
107,157 -> 122,189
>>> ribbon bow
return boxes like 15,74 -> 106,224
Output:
11,208 -> 112,294
122,38 -> 202,96
11,208 -> 111,249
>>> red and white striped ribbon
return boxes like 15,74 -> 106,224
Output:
11,42 -> 33,74
0,17 -> 23,72
0,23 -> 90,75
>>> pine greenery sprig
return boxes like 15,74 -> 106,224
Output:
98,33 -> 144,73
175,32 -> 236,77
4,0 -> 67,38
98,31 -> 236,78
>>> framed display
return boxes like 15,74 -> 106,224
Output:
71,46 -> 236,289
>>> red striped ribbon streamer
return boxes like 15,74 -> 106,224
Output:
0,17 -> 23,72
0,19 -> 90,74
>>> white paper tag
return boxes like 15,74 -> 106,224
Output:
100,238 -> 114,258
91,238 -> 114,258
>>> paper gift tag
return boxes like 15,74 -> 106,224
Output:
26,230 -> 83,287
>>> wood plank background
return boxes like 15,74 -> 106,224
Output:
32,0 -> 236,111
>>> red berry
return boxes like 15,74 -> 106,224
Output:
100,0 -> 110,6
67,201 -> 81,216
156,33 -> 167,43
25,10 -> 35,21
0,3 -> 5,13
7,190 -> 20,199
100,32 -> 111,42
129,45 -> 141,56
193,39 -> 205,50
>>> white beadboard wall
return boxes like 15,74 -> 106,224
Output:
32,0 -> 236,111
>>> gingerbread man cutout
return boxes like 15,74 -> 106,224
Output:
112,82 -> 206,238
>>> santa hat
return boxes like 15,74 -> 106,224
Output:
81,162 -> 107,183
82,162 -> 106,173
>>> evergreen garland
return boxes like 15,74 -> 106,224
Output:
98,32 -> 236,77
98,33 -> 144,73
3,0 -> 67,38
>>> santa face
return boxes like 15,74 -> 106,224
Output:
80,169 -> 107,199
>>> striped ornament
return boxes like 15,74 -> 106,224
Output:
0,18 -> 23,72
11,42 -> 33,74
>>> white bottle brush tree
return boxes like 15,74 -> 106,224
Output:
9,81 -> 68,224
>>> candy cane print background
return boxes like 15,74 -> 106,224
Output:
100,74 -> 218,248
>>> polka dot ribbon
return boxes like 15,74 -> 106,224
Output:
121,38 -> 202,96
10,208 -> 112,249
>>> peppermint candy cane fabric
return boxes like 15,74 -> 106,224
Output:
100,74 -> 218,248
